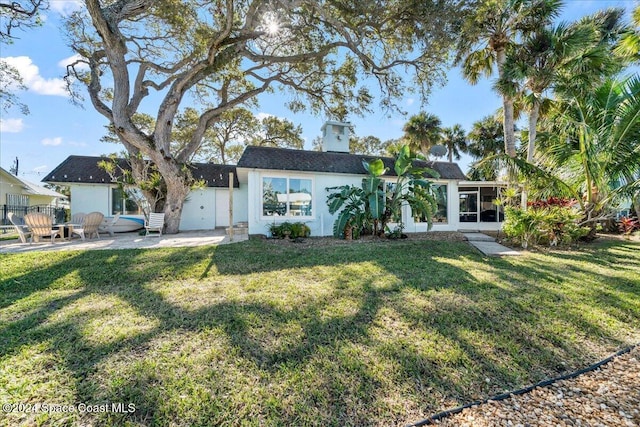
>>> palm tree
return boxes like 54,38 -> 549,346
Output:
615,5 -> 640,60
467,115 -> 505,181
528,76 -> 640,230
455,0 -> 562,158
402,112 -> 442,157
499,21 -> 598,162
441,124 -> 468,163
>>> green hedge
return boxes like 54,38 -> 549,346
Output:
268,221 -> 311,239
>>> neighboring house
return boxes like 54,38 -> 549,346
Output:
1,167 -> 67,224
43,121 -> 506,235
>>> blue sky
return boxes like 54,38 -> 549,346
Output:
0,0 -> 638,181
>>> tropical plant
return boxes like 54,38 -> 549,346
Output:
615,5 -> 640,60
455,0 -> 562,157
513,75 -> 640,234
402,112 -> 442,157
467,115 -> 506,180
441,124 -> 468,163
327,146 -> 438,239
503,204 -> 588,248
618,216 -> 638,237
268,221 -> 310,239
499,9 -> 626,163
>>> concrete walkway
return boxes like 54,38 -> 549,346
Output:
463,232 -> 521,256
0,229 -> 248,253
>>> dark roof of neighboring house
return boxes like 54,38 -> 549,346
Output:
42,155 -> 239,188
237,146 -> 468,180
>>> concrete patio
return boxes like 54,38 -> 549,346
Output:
0,228 -> 248,253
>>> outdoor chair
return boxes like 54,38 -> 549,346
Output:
24,213 -> 60,243
145,212 -> 165,237
68,212 -> 86,225
104,213 -> 121,237
71,211 -> 105,240
8,212 -> 32,243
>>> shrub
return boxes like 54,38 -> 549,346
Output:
268,221 -> 310,239
503,205 -> 589,248
618,216 -> 639,237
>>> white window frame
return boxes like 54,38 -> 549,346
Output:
260,174 -> 314,220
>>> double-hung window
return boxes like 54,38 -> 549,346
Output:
262,176 -> 313,218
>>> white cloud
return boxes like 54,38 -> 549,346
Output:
42,137 -> 63,146
3,56 -> 68,97
49,0 -> 83,16
33,165 -> 49,173
256,112 -> 275,121
406,98 -> 415,106
57,54 -> 89,71
0,118 -> 24,133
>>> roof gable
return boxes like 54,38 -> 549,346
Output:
237,146 -> 468,180
1,167 -> 65,198
42,156 -> 239,188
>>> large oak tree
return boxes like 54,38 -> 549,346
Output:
65,0 -> 468,233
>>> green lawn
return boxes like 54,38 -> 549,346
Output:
1,237 -> 639,426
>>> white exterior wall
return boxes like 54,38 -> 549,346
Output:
247,170 -> 368,237
181,188 -> 217,230
68,183 -> 249,232
246,170 -> 461,237
245,172 -> 504,236
216,186 -> 249,228
70,184 -> 111,215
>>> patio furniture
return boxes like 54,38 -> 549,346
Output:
7,212 -> 32,243
145,212 -> 165,237
104,213 -> 121,237
71,211 -> 105,240
69,212 -> 86,225
24,213 -> 60,243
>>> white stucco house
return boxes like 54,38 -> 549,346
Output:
42,122 -> 506,236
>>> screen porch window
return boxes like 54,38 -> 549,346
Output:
262,177 -> 313,217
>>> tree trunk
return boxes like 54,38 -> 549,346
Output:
163,177 -> 190,234
496,48 -> 517,158
634,196 -> 640,219
527,101 -> 540,163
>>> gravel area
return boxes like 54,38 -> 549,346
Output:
428,346 -> 639,427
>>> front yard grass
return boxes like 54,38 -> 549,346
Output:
1,237 -> 638,426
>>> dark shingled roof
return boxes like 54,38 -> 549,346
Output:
42,155 -> 239,188
237,146 -> 468,180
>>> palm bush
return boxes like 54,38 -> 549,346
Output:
327,146 -> 438,239
504,204 -> 589,248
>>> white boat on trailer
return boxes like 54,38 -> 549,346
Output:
99,215 -> 145,234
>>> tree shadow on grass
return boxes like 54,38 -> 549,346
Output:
1,238 -> 639,426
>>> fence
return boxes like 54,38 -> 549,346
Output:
1,205 -> 67,225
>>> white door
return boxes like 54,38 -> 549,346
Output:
215,190 -> 230,227
180,190 -> 215,230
